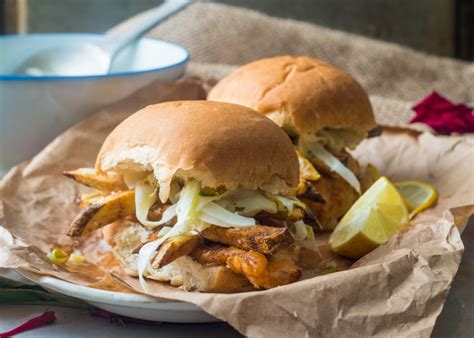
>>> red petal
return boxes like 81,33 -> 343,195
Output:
0,310 -> 56,338
410,92 -> 474,135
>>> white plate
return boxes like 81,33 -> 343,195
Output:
17,269 -> 219,323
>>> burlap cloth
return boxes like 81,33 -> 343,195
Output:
141,2 -> 473,128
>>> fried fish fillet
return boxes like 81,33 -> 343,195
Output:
302,173 -> 359,231
301,150 -> 360,231
191,245 -> 301,289
191,245 -> 267,281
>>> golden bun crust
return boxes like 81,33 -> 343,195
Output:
96,101 -> 298,194
208,56 -> 377,135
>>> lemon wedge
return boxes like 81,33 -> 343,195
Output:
329,177 -> 409,258
395,180 -> 437,219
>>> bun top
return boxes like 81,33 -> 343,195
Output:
96,101 -> 298,196
208,55 -> 377,135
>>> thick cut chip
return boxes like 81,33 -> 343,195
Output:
78,192 -> 107,208
199,225 -> 291,254
67,190 -> 135,237
151,235 -> 200,268
64,168 -> 128,192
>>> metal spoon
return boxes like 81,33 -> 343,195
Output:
14,0 -> 190,76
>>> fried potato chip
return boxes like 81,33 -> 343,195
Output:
67,190 -> 135,237
64,168 -> 128,192
151,235 -> 200,268
199,225 -> 291,254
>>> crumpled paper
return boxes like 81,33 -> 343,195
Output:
1,78 -> 472,337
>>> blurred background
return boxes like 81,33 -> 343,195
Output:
1,0 -> 473,61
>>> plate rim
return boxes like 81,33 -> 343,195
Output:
16,268 -> 201,311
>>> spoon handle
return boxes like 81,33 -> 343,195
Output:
104,0 -> 191,57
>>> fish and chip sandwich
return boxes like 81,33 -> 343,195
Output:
64,100 -> 320,293
208,55 -> 379,230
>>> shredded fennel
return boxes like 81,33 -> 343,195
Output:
299,137 -> 361,194
217,189 -> 278,216
137,180 -> 203,291
316,128 -> 367,152
135,180 -> 302,230
200,202 -> 256,227
270,195 -> 305,215
293,220 -> 317,249
293,220 -> 308,241
135,180 -> 177,228
158,226 -> 172,237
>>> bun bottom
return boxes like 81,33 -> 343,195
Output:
146,255 -> 254,293
108,223 -> 254,293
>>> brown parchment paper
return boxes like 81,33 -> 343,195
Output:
0,78 -> 472,338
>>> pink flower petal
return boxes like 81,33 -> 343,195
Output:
410,92 -> 474,135
0,310 -> 56,338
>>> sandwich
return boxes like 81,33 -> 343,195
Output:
64,100 -> 316,293
208,56 -> 378,230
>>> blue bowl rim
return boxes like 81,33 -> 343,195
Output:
0,33 -> 190,81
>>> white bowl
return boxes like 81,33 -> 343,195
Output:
0,33 -> 189,176
17,269 -> 218,323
